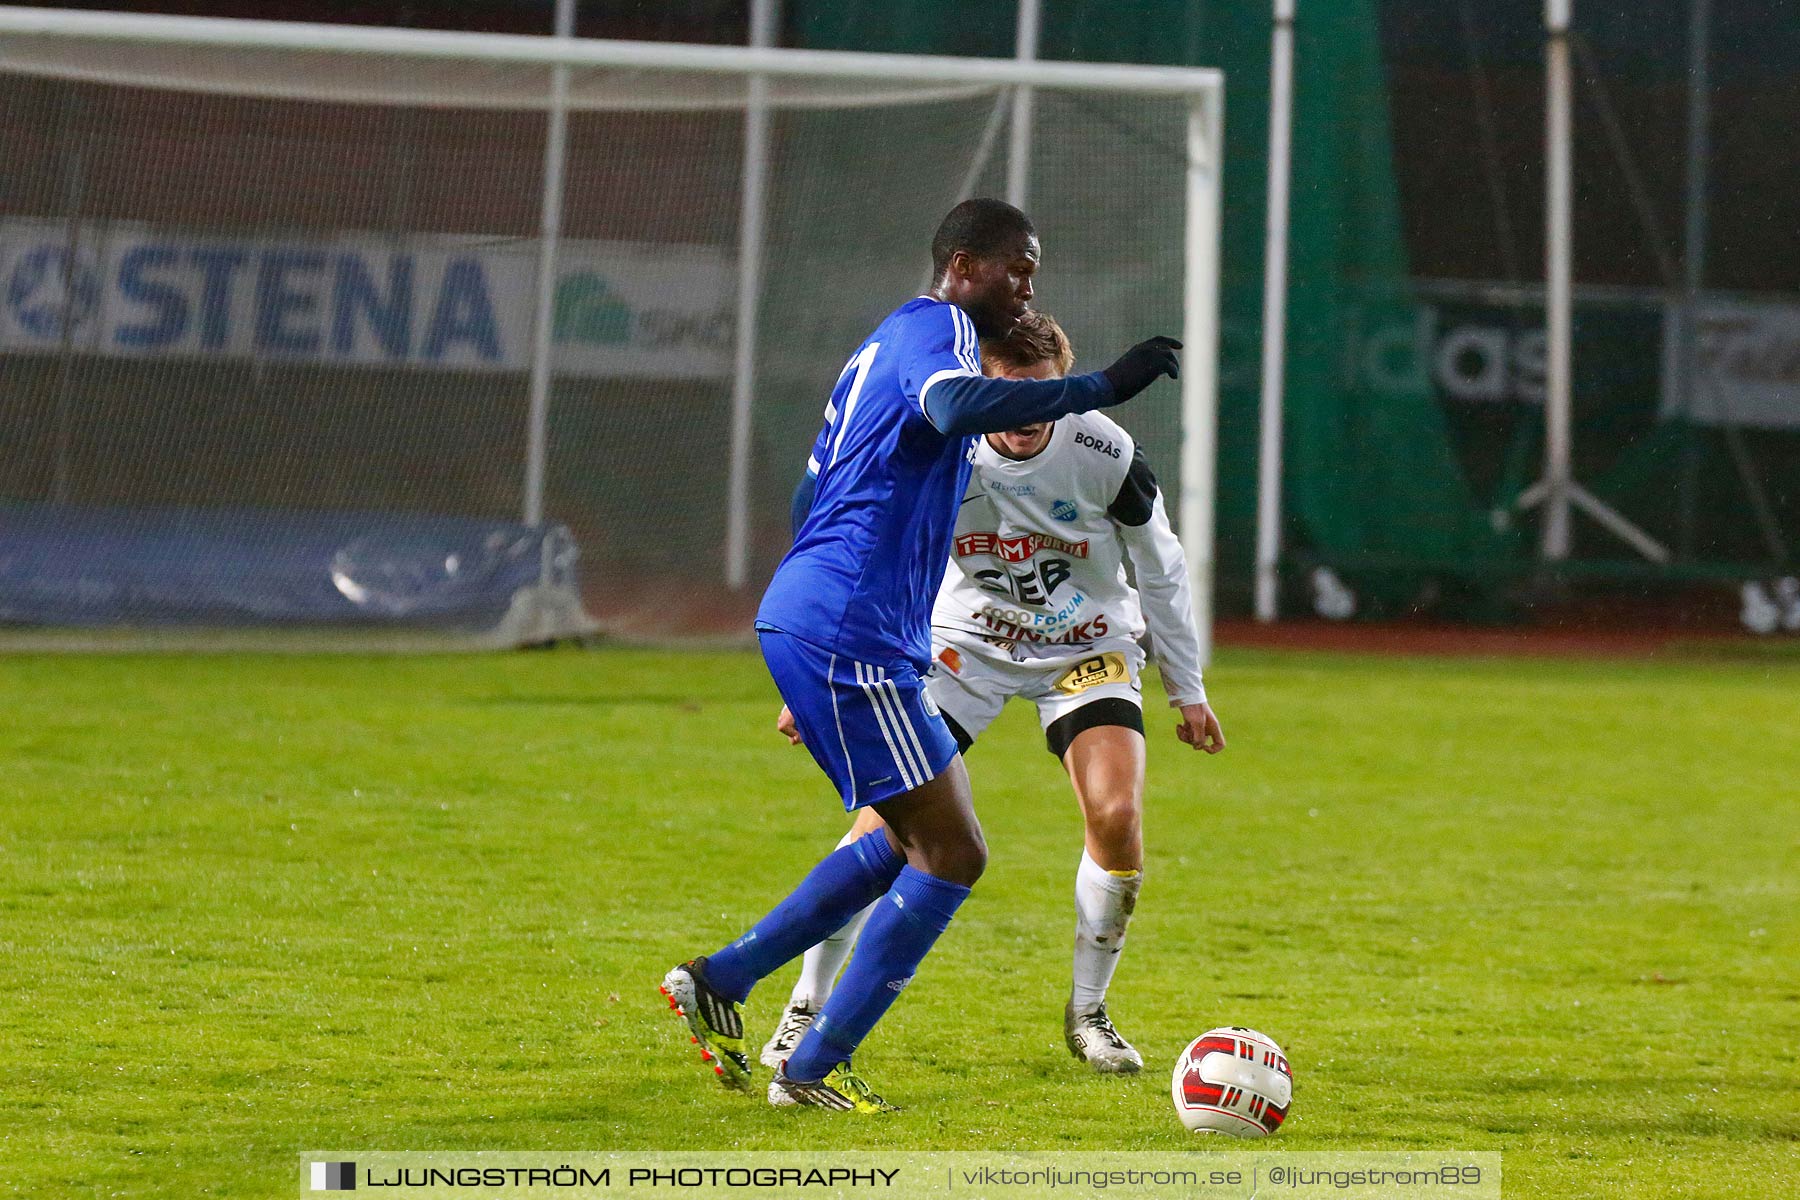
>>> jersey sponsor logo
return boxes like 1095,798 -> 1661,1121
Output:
1050,499 -> 1078,523
937,646 -> 964,675
986,479 -> 1037,496
974,560 -> 1073,605
1054,651 -> 1132,695
972,606 -> 1111,645
1074,431 -> 1123,459
954,530 -> 1090,562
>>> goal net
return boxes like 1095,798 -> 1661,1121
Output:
0,10 -> 1222,650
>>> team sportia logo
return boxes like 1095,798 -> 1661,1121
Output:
954,530 -> 1090,562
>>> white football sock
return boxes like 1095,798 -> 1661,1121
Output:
788,829 -> 877,1009
1071,849 -> 1141,1014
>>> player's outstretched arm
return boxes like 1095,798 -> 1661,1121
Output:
922,335 -> 1181,437
923,370 -> 1110,436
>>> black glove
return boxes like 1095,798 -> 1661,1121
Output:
1101,336 -> 1182,405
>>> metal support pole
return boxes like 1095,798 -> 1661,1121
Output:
1179,90 -> 1224,665
955,92 -> 1012,207
724,0 -> 777,589
1006,0 -> 1040,209
1254,0 -> 1295,622
1541,0 -> 1574,560
1675,0 -> 1712,560
1517,0 -> 1669,565
52,91 -> 85,507
522,0 -> 574,528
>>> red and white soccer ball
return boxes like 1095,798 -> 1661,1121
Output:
1170,1026 -> 1292,1137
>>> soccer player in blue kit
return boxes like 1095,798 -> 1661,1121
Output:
661,199 -> 1181,1112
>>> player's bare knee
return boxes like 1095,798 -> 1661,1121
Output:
1085,792 -> 1141,863
918,825 -> 986,886
1088,790 -> 1140,836
940,846 -> 987,888
959,827 -> 990,883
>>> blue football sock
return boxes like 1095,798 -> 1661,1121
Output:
783,865 -> 971,1081
702,831 -> 903,1004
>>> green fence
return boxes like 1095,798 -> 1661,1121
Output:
791,0 -> 1800,618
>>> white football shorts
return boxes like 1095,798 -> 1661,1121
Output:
924,631 -> 1145,751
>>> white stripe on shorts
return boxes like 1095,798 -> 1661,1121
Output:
856,661 -> 917,790
875,665 -> 928,788
874,668 -> 933,783
828,654 -> 856,805
868,665 -> 930,786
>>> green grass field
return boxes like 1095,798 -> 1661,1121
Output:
3,646 -> 1797,1198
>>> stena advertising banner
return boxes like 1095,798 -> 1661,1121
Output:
0,218 -> 733,379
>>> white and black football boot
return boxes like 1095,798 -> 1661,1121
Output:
1064,1000 -> 1144,1074
759,1001 -> 817,1071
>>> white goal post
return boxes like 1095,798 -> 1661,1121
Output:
0,6 -> 1223,657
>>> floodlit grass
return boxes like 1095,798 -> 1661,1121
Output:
2,646 -> 1796,1198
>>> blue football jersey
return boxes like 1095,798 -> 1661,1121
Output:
756,296 -> 985,670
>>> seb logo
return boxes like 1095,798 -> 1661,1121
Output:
975,559 -> 1070,604
955,530 -> 1089,563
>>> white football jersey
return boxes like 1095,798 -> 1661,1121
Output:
930,410 -> 1207,706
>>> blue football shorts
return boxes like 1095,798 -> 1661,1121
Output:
757,626 -> 960,810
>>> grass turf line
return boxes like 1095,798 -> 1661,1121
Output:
1,647 -> 1796,1198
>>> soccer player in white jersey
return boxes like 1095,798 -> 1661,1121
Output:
763,311 -> 1223,1081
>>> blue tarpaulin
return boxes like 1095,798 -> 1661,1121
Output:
0,503 -> 577,629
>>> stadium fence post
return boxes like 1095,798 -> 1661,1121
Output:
725,0 -> 778,590
1541,0 -> 1574,561
522,0 -> 574,530
1255,0 -> 1295,623
1514,0 -> 1670,566
1181,88 -> 1224,666
1006,0 -> 1041,210
1674,0 -> 1712,559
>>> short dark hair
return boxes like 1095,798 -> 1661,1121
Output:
930,198 -> 1035,278
981,310 -> 1074,376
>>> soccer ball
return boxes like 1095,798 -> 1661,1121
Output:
1170,1026 -> 1292,1137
